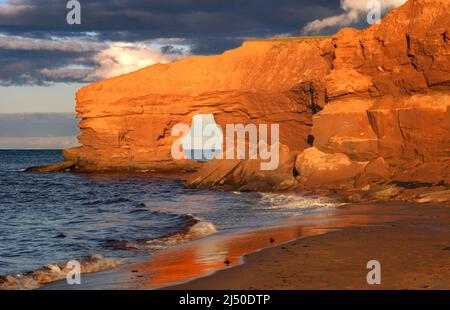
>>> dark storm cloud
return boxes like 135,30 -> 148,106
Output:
0,47 -> 96,85
160,44 -> 186,55
0,0 -> 341,85
1,0 -> 339,44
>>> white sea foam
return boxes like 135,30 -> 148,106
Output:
0,255 -> 122,290
260,193 -> 339,210
185,221 -> 217,240
143,219 -> 217,249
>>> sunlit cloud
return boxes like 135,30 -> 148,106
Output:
302,0 -> 407,34
87,42 -> 189,80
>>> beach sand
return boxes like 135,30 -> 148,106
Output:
168,203 -> 450,290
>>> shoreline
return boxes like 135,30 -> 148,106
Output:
40,201 -> 450,290
169,202 -> 450,290
22,160 -> 450,206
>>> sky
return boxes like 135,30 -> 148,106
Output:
0,0 -> 407,148
0,83 -> 82,113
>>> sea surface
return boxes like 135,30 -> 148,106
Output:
0,150 -> 336,289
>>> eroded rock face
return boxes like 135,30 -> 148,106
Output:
65,0 -> 449,199
309,0 -> 450,186
186,143 -> 297,192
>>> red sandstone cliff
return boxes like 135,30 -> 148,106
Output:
64,0 -> 450,202
64,36 -> 333,171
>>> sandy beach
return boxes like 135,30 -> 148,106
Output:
167,202 -> 450,290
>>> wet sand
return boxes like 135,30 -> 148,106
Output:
169,203 -> 450,290
42,202 -> 450,290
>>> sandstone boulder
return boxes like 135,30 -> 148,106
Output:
365,158 -> 392,181
416,190 -> 450,203
294,147 -> 366,187
186,143 -> 297,191
186,159 -> 241,189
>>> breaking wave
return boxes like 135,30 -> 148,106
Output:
0,208 -> 217,290
145,220 -> 217,248
106,212 -> 217,251
0,255 -> 121,290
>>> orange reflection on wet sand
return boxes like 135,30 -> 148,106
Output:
122,206 -> 414,290
125,226 -> 334,289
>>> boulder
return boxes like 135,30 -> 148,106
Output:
365,158 -> 392,181
373,186 -> 402,200
186,159 -> 241,189
186,143 -> 297,191
416,190 -> 450,203
294,147 -> 366,187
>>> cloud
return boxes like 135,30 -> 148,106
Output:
0,1 -> 340,43
86,42 -> 189,80
0,34 -> 190,84
0,34 -> 105,52
303,0 -> 407,34
40,66 -> 92,81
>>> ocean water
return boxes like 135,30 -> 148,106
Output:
0,150 -> 336,288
